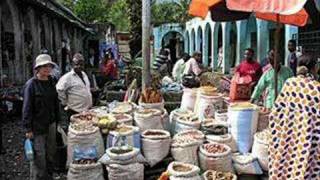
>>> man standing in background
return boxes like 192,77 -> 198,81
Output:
287,39 -> 298,76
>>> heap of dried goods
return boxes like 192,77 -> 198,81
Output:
203,143 -> 227,154
140,88 -> 162,103
206,170 -> 235,180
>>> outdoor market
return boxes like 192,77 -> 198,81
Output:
0,0 -> 320,180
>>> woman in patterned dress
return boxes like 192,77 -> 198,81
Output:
269,54 -> 320,180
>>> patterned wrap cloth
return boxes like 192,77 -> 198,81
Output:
269,75 -> 320,180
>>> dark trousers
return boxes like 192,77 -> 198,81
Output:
30,123 -> 56,180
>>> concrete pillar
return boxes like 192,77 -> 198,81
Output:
202,26 -> 208,67
236,20 -> 248,65
284,25 -> 298,66
196,27 -> 201,51
222,22 -> 231,74
257,19 -> 270,64
184,31 -> 189,54
210,24 -> 215,69
212,23 -> 220,71
190,30 -> 195,54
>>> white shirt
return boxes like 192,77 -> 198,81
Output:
56,69 -> 92,113
183,58 -> 202,76
172,59 -> 185,81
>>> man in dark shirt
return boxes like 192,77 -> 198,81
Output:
287,39 -> 298,76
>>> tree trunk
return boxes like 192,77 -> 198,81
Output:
127,0 -> 142,58
142,0 -> 151,90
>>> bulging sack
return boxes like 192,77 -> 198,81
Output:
232,153 -> 263,175
107,125 -> 141,149
197,93 -> 223,122
170,109 -> 197,135
206,134 -> 237,153
181,88 -> 198,111
67,162 -> 104,180
67,125 -> 104,167
139,99 -> 164,109
134,108 -> 163,131
228,103 -> 259,153
107,163 -> 144,180
141,129 -> 171,167
171,130 -> 204,166
198,143 -> 233,173
167,161 -> 201,180
252,129 -> 269,171
174,116 -> 200,135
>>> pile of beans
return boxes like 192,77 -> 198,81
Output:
203,143 -> 227,154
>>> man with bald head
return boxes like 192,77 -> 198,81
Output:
56,53 -> 92,123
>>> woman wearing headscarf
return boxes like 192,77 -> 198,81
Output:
23,54 -> 60,180
269,54 -> 320,179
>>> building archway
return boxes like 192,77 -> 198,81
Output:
246,17 -> 258,57
191,29 -> 196,54
184,31 -> 190,55
213,23 -> 223,71
161,31 -> 184,64
229,22 -> 237,68
196,26 -> 203,52
204,23 -> 212,67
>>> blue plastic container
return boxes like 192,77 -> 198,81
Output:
24,139 -> 34,161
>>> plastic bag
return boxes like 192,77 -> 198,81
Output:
73,146 -> 98,161
24,139 -> 34,161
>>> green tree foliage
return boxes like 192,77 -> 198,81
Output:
151,0 -> 191,26
58,0 -> 130,31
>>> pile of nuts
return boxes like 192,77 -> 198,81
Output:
206,170 -> 235,180
70,121 -> 96,132
203,143 -> 227,154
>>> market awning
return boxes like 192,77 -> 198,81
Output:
188,0 -> 222,18
226,0 -> 308,15
256,8 -> 309,26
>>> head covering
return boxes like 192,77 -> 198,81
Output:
34,54 -> 54,69
72,53 -> 85,62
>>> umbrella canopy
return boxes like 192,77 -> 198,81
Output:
188,0 -> 312,26
226,0 -> 308,15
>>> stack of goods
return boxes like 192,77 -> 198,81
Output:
257,107 -> 270,132
202,170 -> 237,180
96,114 -> 118,134
141,129 -> 171,167
107,125 -> 141,149
232,153 -> 263,175
198,143 -> 233,172
181,88 -> 198,111
228,102 -> 259,153
196,86 -> 223,122
67,146 -> 104,180
174,114 -> 200,135
171,130 -> 204,165
67,112 -> 104,167
169,108 -> 197,134
167,161 -> 201,180
103,146 -> 145,180
134,108 -> 163,131
139,88 -> 164,109
201,120 -> 228,135
206,134 -> 237,153
252,129 -> 270,171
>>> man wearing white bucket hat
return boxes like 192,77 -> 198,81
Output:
56,53 -> 92,122
23,54 -> 60,180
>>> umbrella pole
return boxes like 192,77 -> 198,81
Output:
274,14 -> 280,98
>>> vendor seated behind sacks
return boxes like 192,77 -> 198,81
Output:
183,51 -> 203,76
250,54 -> 293,109
56,53 -> 92,119
172,53 -> 191,83
235,48 -> 262,83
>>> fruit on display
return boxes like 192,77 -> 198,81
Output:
140,88 -> 162,103
97,114 -> 117,129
